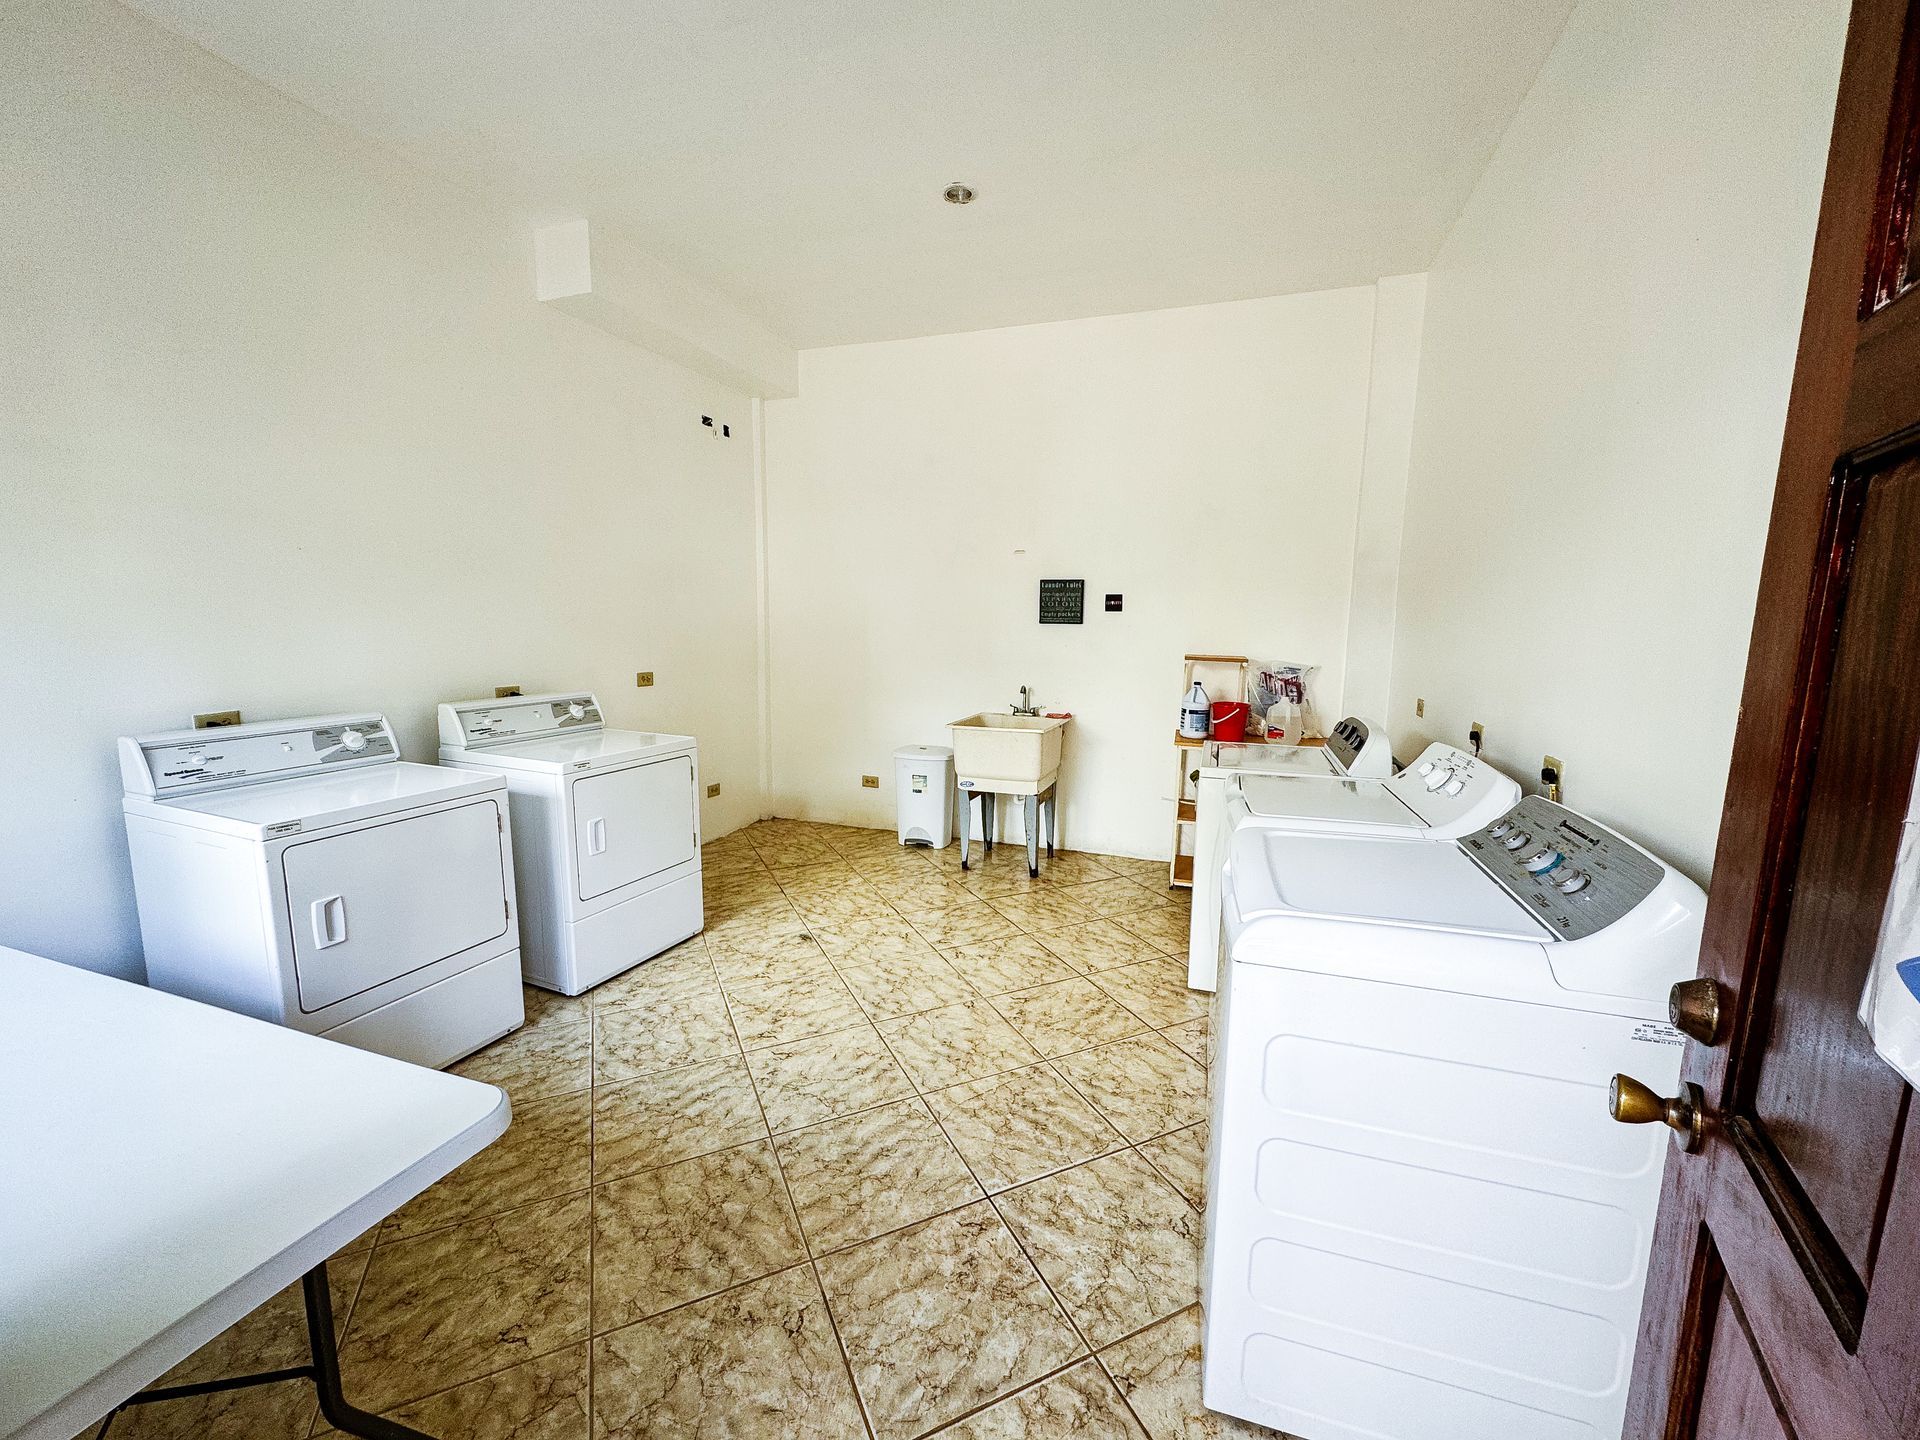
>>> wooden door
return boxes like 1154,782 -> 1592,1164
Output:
1628,2 -> 1920,1435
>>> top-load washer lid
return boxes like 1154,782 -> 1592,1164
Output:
1230,829 -> 1551,939
1239,774 -> 1425,833
1232,742 -> 1521,838
437,692 -> 693,774
1202,743 -> 1340,778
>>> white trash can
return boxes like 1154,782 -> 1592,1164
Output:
894,745 -> 955,848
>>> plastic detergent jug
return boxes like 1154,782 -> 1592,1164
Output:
1180,682 -> 1211,739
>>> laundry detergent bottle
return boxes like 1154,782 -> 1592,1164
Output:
1179,681 -> 1211,739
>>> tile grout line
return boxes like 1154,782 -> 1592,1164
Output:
760,856 -> 883,1440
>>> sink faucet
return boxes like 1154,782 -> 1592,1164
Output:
1011,686 -> 1040,717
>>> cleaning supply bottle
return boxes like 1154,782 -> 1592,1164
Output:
1179,681 -> 1211,739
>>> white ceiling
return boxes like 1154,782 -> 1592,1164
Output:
125,1 -> 1574,348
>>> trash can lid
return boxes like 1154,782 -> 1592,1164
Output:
894,744 -> 954,761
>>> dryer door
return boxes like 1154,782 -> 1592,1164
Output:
283,798 -> 510,1012
572,756 -> 697,902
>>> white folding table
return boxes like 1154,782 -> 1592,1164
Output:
0,947 -> 511,1440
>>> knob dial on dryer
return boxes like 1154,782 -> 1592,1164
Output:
567,702 -> 587,720
1443,777 -> 1466,796
1523,848 -> 1564,874
1424,767 -> 1451,791
1502,831 -> 1532,851
339,728 -> 367,752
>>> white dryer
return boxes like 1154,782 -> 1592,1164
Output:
120,713 -> 524,1069
1188,742 -> 1519,989
438,693 -> 702,996
1202,795 -> 1705,1440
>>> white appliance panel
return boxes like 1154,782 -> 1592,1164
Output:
284,799 -> 510,1011
572,757 -> 697,903
1203,799 -> 1701,1440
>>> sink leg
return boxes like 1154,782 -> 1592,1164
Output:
1025,794 -> 1039,877
984,794 -> 995,852
958,790 -> 970,870
1045,787 -> 1056,857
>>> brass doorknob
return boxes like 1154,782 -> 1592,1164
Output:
1609,1074 -> 1705,1153
1668,977 -> 1723,1046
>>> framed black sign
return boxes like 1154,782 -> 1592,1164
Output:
1039,578 -> 1085,624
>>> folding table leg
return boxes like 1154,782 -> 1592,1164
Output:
303,1265 -> 438,1439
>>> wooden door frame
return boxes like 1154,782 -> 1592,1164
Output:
1627,0 -> 1915,1432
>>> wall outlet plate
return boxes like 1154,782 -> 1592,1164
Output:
494,685 -> 522,698
706,782 -> 721,798
635,671 -> 654,688
1415,697 -> 1425,717
194,710 -> 243,729
1470,721 -> 1486,749
861,774 -> 880,789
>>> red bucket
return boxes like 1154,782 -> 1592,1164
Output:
1210,701 -> 1248,742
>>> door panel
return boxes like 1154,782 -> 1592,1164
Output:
1695,1290 -> 1794,1440
572,757 -> 696,903
285,799 -> 509,1011
1749,458 -> 1920,1286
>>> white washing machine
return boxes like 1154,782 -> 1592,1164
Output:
438,693 -> 702,996
1203,795 -> 1705,1440
1188,741 -> 1519,989
120,713 -> 524,1069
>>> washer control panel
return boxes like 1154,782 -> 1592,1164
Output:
1326,716 -> 1371,771
1459,794 -> 1665,941
122,714 -> 399,797
440,692 -> 604,748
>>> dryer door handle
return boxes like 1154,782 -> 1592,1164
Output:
310,894 -> 348,950
587,818 -> 608,856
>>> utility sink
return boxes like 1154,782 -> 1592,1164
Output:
949,713 -> 1069,790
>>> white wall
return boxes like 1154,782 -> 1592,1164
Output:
1388,0 -> 1849,880
0,0 -> 765,980
763,288 -> 1381,858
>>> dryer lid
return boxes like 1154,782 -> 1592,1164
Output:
124,761 -> 502,839
444,727 -> 695,774
1229,828 -> 1551,939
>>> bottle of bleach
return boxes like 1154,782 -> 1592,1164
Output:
1179,681 -> 1211,739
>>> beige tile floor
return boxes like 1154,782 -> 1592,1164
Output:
93,820 -> 1288,1440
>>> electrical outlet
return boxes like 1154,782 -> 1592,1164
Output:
635,671 -> 654,688
494,685 -> 522,698
1415,698 -> 1425,718
706,782 -> 721,798
1470,721 -> 1485,751
1542,755 -> 1565,803
861,774 -> 880,789
194,710 -> 242,729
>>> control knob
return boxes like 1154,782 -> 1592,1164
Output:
567,702 -> 587,720
1424,767 -> 1452,791
1556,869 -> 1590,894
1443,776 -> 1466,796
1501,831 -> 1531,851
1417,760 -> 1437,777
1523,848 -> 1563,874
1488,820 -> 1512,839
339,727 -> 367,753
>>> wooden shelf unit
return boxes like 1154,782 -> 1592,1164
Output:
1168,654 -> 1249,889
